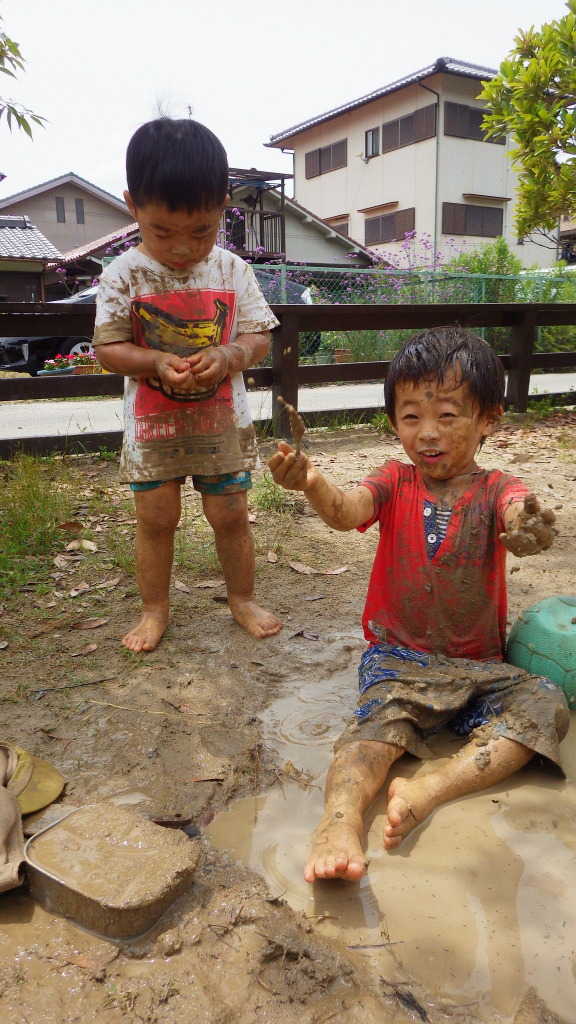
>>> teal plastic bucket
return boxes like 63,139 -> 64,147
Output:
506,596 -> 576,707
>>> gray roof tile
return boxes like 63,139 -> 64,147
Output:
0,215 -> 62,260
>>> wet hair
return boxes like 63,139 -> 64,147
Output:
126,118 -> 228,213
384,326 -> 505,425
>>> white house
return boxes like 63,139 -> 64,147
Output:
267,57 -> 556,270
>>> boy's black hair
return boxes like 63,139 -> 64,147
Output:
126,118 -> 229,213
384,326 -> 505,425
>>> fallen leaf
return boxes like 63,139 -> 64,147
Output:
52,590 -> 66,599
248,514 -> 259,524
0,640 -> 8,650
58,521 -> 82,533
282,760 -> 297,777
212,594 -> 228,603
174,580 -> 191,594
200,806 -> 215,827
194,579 -> 225,589
44,600 -> 57,608
96,576 -> 121,590
305,594 -> 326,602
0,605 -> 3,617
81,540 -> 98,553
71,618 -> 109,630
289,629 -> 320,641
192,776 -> 225,783
71,644 -> 98,657
266,551 -> 278,563
53,554 -> 71,569
289,561 -> 349,576
69,581 -> 91,598
94,525 -> 102,533
179,704 -> 204,714
66,540 -> 82,552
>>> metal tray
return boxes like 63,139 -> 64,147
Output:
24,805 -> 199,940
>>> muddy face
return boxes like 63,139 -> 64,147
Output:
393,372 -> 501,495
124,196 -> 227,272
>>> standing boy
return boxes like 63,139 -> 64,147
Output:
269,328 -> 568,881
94,118 -> 282,650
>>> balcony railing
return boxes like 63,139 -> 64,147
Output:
218,208 -> 284,258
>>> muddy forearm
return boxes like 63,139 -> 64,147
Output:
225,331 -> 270,374
304,477 -> 374,531
95,341 -> 157,377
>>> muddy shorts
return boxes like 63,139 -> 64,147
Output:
130,470 -> 252,496
335,642 -> 570,769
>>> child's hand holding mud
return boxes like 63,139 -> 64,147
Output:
500,493 -> 558,557
268,441 -> 320,492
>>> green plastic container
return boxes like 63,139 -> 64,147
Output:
506,596 -> 576,707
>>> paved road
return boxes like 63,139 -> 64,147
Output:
0,373 -> 575,439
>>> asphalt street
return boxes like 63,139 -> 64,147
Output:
0,373 -> 574,439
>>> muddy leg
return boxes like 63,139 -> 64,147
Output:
384,735 -> 533,849
122,481 -> 181,653
304,740 -> 404,883
202,491 -> 282,639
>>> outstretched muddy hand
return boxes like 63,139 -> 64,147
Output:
499,492 -> 558,557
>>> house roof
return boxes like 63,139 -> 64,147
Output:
50,221 -> 140,266
0,172 -> 129,213
0,215 -> 62,260
267,57 -> 498,146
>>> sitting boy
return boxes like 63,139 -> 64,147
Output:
269,327 -> 568,881
94,118 -> 282,650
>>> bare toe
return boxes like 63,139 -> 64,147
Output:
122,608 -> 168,654
304,818 -> 368,882
228,599 -> 283,639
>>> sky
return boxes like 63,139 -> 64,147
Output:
0,0 -> 567,203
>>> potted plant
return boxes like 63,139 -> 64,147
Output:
333,347 -> 352,363
71,353 -> 100,375
38,354 -> 75,376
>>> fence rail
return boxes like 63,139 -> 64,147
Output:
0,302 -> 575,457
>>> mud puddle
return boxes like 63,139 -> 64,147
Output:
207,663 -> 576,1022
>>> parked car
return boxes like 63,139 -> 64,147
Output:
0,269 -> 312,375
0,285 -> 98,376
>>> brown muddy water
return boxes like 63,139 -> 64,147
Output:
207,661 -> 576,1022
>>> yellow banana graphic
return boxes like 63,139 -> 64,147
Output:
132,298 -> 229,358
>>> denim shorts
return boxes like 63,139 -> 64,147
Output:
130,470 -> 252,497
335,641 -> 570,769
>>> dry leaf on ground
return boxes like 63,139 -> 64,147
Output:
71,618 -> 109,630
267,551 -> 278,563
200,806 -> 215,827
69,582 -> 90,598
174,580 -> 191,594
66,540 -> 82,552
71,644 -> 97,657
0,605 -> 3,617
53,554 -> 71,569
194,579 -> 225,589
289,629 -> 320,641
179,704 -> 203,714
58,521 -> 82,533
81,540 -> 98,553
0,641 -> 8,650
248,514 -> 259,524
96,576 -> 121,590
289,561 -> 349,576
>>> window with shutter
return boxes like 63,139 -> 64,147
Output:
331,139 -> 347,169
55,196 -> 65,223
75,198 -> 85,224
399,113 -> 415,148
480,206 -> 503,237
442,203 -> 466,235
380,213 -> 396,243
394,207 -> 415,240
381,118 -> 400,154
442,202 -> 503,237
365,216 -> 382,246
305,149 -> 320,179
444,102 -> 506,144
467,107 -> 485,142
466,205 -> 483,236
413,103 -> 437,142
319,145 -> 333,174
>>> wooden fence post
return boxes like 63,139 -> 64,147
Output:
271,310 -> 300,438
506,309 -> 536,413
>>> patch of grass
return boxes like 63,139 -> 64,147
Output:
370,409 -> 396,435
106,531 -> 135,576
0,455 -> 81,595
251,471 -> 290,512
174,515 -> 220,574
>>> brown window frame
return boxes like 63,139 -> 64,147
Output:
55,196 -> 65,223
365,207 -> 415,246
381,103 -> 436,156
444,102 -> 506,145
441,202 -> 504,237
304,139 -> 347,178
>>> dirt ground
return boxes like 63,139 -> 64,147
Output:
1,410 -> 575,1024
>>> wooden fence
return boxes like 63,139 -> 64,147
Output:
0,301 -> 575,457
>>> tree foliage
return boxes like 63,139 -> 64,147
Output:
0,17 -> 45,136
481,1 -> 576,244
445,236 -> 524,276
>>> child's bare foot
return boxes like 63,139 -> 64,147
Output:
227,597 -> 282,638
303,812 -> 369,882
384,775 -> 440,850
122,607 -> 169,652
